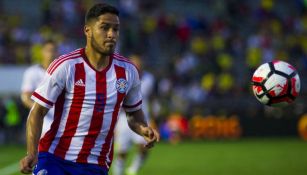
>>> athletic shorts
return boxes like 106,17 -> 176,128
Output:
33,152 -> 108,175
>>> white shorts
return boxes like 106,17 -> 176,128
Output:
115,112 -> 146,152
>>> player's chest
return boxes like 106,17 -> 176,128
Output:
65,69 -> 129,104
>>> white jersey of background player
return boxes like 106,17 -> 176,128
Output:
21,40 -> 56,136
114,55 -> 155,175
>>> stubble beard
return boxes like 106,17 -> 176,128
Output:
91,36 -> 115,56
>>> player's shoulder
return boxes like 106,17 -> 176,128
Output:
112,53 -> 139,72
47,48 -> 84,75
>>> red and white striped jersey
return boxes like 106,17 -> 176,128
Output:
31,48 -> 142,168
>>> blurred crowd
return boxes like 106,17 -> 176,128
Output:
1,0 -> 307,142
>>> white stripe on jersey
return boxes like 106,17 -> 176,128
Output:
48,98 -> 72,153
47,52 -> 82,74
48,59 -> 83,154
87,66 -> 117,164
65,63 -> 96,161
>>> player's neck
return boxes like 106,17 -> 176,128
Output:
85,47 -> 111,71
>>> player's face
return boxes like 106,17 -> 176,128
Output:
89,13 -> 119,55
42,43 -> 56,65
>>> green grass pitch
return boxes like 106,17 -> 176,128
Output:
0,138 -> 306,175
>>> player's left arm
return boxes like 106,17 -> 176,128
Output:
126,109 -> 160,148
124,64 -> 159,148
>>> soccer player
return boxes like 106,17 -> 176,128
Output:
19,3 -> 159,175
113,55 -> 155,175
21,40 -> 57,136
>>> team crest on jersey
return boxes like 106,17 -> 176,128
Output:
116,78 -> 128,93
37,169 -> 48,175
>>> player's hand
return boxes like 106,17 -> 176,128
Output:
20,154 -> 37,174
140,125 -> 160,148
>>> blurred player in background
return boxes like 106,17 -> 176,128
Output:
113,55 -> 155,175
19,3 -> 159,175
21,40 -> 57,136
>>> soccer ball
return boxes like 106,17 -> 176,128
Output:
251,60 -> 300,107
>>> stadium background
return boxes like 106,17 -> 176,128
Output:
0,0 -> 307,174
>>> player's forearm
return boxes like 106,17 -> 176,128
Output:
126,109 -> 148,136
26,103 -> 48,156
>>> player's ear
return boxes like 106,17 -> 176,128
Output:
84,25 -> 91,38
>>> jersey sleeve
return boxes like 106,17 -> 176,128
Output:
123,66 -> 142,112
31,64 -> 66,108
21,68 -> 37,92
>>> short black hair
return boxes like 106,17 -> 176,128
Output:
85,3 -> 119,24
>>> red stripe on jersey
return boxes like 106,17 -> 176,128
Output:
123,100 -> 142,108
47,50 -> 81,73
112,54 -> 137,69
39,89 -> 66,152
113,57 -> 133,65
54,63 -> 86,159
113,53 -> 132,63
47,50 -> 80,72
113,54 -> 141,76
48,55 -> 81,75
98,65 -> 126,166
32,92 -> 53,106
76,71 -> 107,163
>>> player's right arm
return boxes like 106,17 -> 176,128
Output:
20,102 -> 49,174
20,57 -> 67,174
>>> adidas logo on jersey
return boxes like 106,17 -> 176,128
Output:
75,79 -> 85,87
